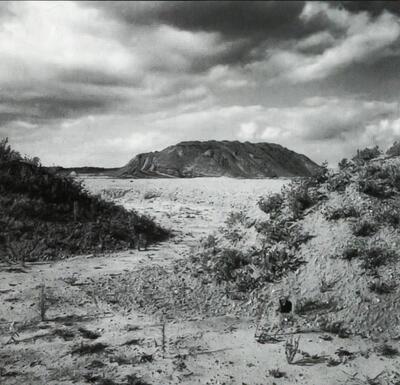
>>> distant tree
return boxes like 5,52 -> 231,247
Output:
386,141 -> 400,157
338,158 -> 351,170
0,137 -> 21,163
352,145 -> 381,162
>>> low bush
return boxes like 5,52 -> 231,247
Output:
340,239 -> 366,261
351,220 -> 378,237
224,210 -> 249,227
338,158 -> 352,170
324,205 -> 360,220
284,181 -> 317,219
386,141 -> 400,157
258,193 -> 283,217
375,344 -> 399,358
368,280 -> 396,294
353,145 -> 381,163
326,172 -> 352,192
360,246 -> 396,271
359,179 -> 393,199
375,206 -> 400,226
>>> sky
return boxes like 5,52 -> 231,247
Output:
1,1 -> 400,167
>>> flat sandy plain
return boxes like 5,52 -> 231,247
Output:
1,177 -> 399,385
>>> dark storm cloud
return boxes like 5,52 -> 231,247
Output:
95,1 -> 308,38
85,1 -> 381,73
333,1 -> 400,16
0,89 -> 124,123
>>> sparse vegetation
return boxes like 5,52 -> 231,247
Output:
39,284 -> 47,322
295,297 -> 337,316
375,343 -> 399,358
368,279 -> 396,294
386,141 -> 400,157
353,145 -> 381,163
351,220 -> 378,237
324,205 -> 360,220
285,336 -> 300,364
258,193 -> 283,217
360,246 -> 396,271
0,138 -> 169,263
269,368 -> 286,378
143,190 -> 161,200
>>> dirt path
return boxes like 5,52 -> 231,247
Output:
1,178 -> 400,385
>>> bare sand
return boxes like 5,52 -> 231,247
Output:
1,177 -> 399,385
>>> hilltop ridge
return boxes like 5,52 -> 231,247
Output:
118,140 -> 320,178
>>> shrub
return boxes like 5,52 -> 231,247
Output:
375,344 -> 399,358
257,219 -> 292,244
375,206 -> 400,226
262,243 -> 305,282
324,205 -> 360,220
368,280 -> 396,294
310,161 -> 329,185
386,141 -> 400,157
338,158 -> 351,170
284,181 -> 316,219
359,179 -> 393,199
351,220 -> 378,237
340,239 -> 366,261
0,137 -> 21,163
353,145 -> 381,163
258,193 -> 283,217
269,369 -> 286,378
212,248 -> 248,282
360,246 -> 396,271
224,210 -> 249,227
326,172 -> 351,192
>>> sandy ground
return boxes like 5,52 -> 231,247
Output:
1,177 -> 400,385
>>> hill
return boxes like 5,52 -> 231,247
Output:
118,140 -> 320,178
0,139 -> 168,264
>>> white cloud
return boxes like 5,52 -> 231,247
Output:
251,3 -> 400,84
238,122 -> 258,140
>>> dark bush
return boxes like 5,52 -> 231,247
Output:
0,140 -> 169,263
353,146 -> 381,163
324,205 -> 360,220
340,240 -> 365,261
360,247 -> 396,271
258,193 -> 283,217
284,181 -> 316,219
375,206 -> 400,226
368,280 -> 396,294
359,179 -> 393,199
375,344 -> 399,358
351,220 -> 378,237
386,141 -> 400,157
213,248 -> 249,282
338,158 -> 351,170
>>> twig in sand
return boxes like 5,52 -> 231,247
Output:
285,336 -> 300,364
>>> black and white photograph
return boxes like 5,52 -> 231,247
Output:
1,1 -> 400,384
